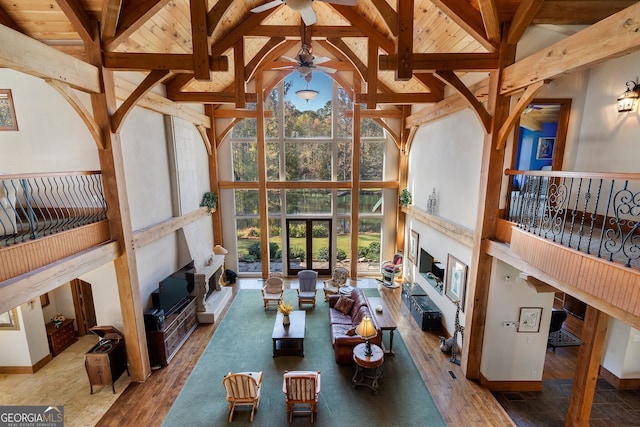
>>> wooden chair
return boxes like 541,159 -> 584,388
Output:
282,370 -> 321,424
222,371 -> 263,422
261,275 -> 284,309
297,270 -> 317,309
322,267 -> 349,301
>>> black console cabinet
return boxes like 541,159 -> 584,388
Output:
146,296 -> 198,366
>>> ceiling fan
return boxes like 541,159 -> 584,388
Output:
276,43 -> 336,77
251,0 -> 358,26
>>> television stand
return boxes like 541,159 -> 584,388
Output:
146,296 -> 198,366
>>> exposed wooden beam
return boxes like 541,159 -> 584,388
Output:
330,4 -> 396,54
164,73 -> 196,93
566,307 -> 608,425
374,117 -> 400,149
114,77 -> 210,127
347,109 -> 403,119
413,73 -> 445,99
0,6 -> 22,32
103,52 -> 228,72
356,92 -> 445,104
46,79 -> 102,149
325,38 -> 367,81
0,25 -> 100,94
380,53 -> 500,72
195,124 -> 212,156
212,109 -> 273,119
111,70 -> 171,133
100,0 -> 122,40
430,0 -> 496,52
56,0 -> 94,44
168,91 -> 257,105
367,40 -> 378,109
370,0 -> 398,36
190,0 -> 211,81
234,39 -> 246,109
496,80 -> 546,149
246,37 -> 293,81
216,117 -> 242,146
133,208 -> 208,249
104,0 -> 170,51
508,0 -> 545,45
206,0 -> 234,36
518,273 -> 559,293
435,70 -> 492,133
501,3 -> 640,94
533,1 -> 637,25
477,0 -> 501,44
396,0 -> 414,81
210,9 -> 276,57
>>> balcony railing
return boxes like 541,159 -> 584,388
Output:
505,170 -> 640,269
0,171 -> 107,246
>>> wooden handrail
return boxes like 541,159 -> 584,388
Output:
0,170 -> 102,180
505,169 -> 640,180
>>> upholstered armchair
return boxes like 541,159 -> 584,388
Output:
297,270 -> 317,309
222,371 -> 263,422
380,253 -> 403,287
282,370 -> 321,424
323,267 -> 348,301
261,276 -> 284,309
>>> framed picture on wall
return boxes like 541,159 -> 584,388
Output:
408,229 -> 419,264
445,254 -> 467,310
518,307 -> 542,332
536,137 -> 555,160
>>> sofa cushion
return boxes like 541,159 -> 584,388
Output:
334,296 -> 354,314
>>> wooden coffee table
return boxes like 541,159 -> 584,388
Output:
367,297 -> 397,355
272,311 -> 306,357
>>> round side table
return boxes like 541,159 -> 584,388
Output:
352,343 -> 384,394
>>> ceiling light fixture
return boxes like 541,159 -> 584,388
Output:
617,81 -> 639,113
296,74 -> 319,102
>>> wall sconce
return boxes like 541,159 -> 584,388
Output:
617,81 -> 639,112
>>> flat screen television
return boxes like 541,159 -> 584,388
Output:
153,261 -> 195,313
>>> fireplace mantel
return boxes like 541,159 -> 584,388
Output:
193,253 -> 231,324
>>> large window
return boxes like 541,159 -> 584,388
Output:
230,73 -> 388,274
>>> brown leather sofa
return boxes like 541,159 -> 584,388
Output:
328,288 -> 382,365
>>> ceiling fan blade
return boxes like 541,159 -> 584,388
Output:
320,0 -> 358,5
315,65 -> 336,74
299,6 -> 317,26
282,56 -> 299,63
313,56 -> 331,65
251,0 -> 283,13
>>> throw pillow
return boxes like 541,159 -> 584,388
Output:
334,296 -> 355,315
346,326 -> 357,336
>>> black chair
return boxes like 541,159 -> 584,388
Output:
547,309 -> 568,351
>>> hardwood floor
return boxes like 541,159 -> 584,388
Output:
1,278 -> 531,426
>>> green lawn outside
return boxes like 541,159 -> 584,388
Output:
237,233 -> 380,260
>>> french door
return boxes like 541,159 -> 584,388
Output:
286,219 -> 332,276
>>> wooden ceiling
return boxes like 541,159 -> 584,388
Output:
0,0 -> 636,109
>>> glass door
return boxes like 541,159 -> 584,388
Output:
286,219 -> 332,275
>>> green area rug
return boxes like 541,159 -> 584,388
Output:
162,289 -> 445,426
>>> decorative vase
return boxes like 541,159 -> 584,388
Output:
282,314 -> 290,327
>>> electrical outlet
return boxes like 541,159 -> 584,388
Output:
502,321 -> 517,327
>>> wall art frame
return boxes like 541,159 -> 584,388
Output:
408,229 -> 419,264
518,307 -> 542,333
445,254 -> 467,310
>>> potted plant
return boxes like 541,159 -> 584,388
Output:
277,300 -> 294,326
399,188 -> 412,206
200,191 -> 218,214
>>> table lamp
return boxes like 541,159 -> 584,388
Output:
355,315 -> 377,357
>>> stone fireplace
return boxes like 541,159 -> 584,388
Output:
183,224 -> 232,323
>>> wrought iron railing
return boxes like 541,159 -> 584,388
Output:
504,170 -> 640,269
0,171 -> 107,246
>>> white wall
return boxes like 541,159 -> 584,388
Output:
0,69 -> 99,173
481,260 -> 554,381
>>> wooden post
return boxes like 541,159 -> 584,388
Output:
565,306 -> 608,426
205,104 -> 224,248
256,73 -> 270,278
350,78 -> 362,279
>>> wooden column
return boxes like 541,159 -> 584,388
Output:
350,78 -> 362,279
256,73 -> 269,278
565,306 -> 608,426
205,104 -> 224,247
87,24 -> 150,381
462,29 -> 515,379
396,105 -> 411,253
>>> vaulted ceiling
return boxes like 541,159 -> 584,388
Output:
0,0 -> 636,110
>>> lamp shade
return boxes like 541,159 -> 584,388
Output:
213,245 -> 228,255
355,315 -> 377,340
